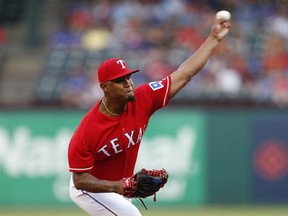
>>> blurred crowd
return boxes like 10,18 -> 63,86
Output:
37,0 -> 288,109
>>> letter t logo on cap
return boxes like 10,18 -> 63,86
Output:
117,59 -> 126,69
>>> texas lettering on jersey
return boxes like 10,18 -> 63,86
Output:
97,126 -> 144,157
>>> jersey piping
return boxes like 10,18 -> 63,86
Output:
69,166 -> 94,172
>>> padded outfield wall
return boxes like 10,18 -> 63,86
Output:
0,108 -> 287,206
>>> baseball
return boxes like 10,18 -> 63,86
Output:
215,10 -> 231,21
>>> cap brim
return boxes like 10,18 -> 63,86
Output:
109,69 -> 140,81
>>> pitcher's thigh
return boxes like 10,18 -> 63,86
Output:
71,188 -> 141,216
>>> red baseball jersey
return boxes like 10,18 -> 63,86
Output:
68,76 -> 171,181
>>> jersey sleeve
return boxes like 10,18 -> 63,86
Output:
68,131 -> 94,172
135,75 -> 171,116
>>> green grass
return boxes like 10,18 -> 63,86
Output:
0,206 -> 288,216
141,206 -> 288,216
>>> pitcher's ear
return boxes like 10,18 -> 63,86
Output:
100,83 -> 107,91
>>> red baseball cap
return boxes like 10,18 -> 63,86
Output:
98,58 -> 139,83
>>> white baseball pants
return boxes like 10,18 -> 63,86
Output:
70,177 -> 142,216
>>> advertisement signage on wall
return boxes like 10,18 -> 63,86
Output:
252,119 -> 288,203
0,111 -> 81,205
206,110 -> 252,204
0,109 -> 207,206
